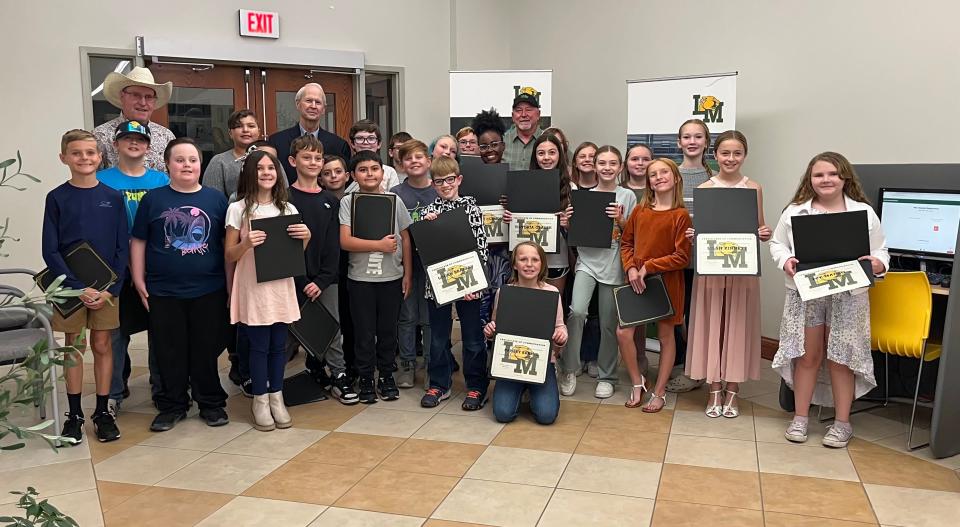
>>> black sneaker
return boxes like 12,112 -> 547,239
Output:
377,375 -> 400,401
358,376 -> 377,404
150,411 -> 187,432
420,388 -> 450,408
462,390 -> 487,411
240,379 -> 254,398
330,372 -> 360,405
92,411 -> 121,442
59,413 -> 84,446
199,407 -> 230,427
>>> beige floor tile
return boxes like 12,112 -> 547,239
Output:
559,384 -> 611,404
96,481 -> 149,513
335,466 -> 459,517
285,398 -> 366,430
37,489 -> 105,527
94,445 -> 206,485
850,446 -> 960,492
464,446 -> 571,487
423,520 -> 494,527
88,411 -> 157,463
155,452 -> 284,494
848,412 -> 913,442
664,435 -> 758,472
292,432 -> 404,468
538,488 -> 654,527
750,400 -> 793,419
732,379 -> 780,399
757,442 -> 860,481
558,454 -> 661,499
500,399 -> 596,429
308,507 -> 425,527
650,500 -> 763,526
669,409 -> 756,441
411,413 -> 505,445
195,495 -> 325,526
138,419 -> 250,451
215,427 -> 327,460
589,405 -> 674,434
242,460 -> 368,505
380,439 -> 487,477
432,479 -> 553,527
763,512 -> 878,526
492,423 -> 585,453
753,415 -> 828,447
576,426 -> 668,463
760,473 -> 877,523
101,486 -> 233,527
1,459 -> 96,505
336,407 -> 434,438
864,483 -> 960,527
0,432 -> 91,472
656,463 -> 761,510
743,391 -> 784,413
873,432 -> 960,471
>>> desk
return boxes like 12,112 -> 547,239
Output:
933,285 -> 950,296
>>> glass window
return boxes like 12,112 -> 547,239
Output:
165,87 -> 235,175
365,73 -> 396,162
90,57 -> 134,127
275,92 -> 336,132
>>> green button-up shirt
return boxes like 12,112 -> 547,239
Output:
502,126 -> 542,171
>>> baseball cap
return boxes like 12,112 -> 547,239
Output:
512,86 -> 541,109
114,120 -> 151,142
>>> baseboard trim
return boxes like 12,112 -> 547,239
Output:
761,337 -> 778,361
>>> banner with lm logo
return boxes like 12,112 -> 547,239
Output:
793,260 -> 872,302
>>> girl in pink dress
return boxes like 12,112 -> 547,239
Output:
685,131 -> 771,418
225,150 -> 310,431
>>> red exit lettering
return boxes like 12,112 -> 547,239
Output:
247,12 -> 274,34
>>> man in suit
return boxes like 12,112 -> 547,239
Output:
269,82 -> 352,184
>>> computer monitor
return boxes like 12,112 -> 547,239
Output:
878,187 -> 960,262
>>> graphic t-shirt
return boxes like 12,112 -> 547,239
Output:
390,179 -> 437,223
97,167 -> 170,232
339,191 -> 413,282
131,185 -> 228,298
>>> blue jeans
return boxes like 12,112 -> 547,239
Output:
427,298 -> 487,394
110,329 -> 160,402
398,268 -> 430,363
244,322 -> 287,395
493,362 -> 559,424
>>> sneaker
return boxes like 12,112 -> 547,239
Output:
150,411 -> 187,432
586,361 -> 599,378
420,388 -> 450,408
665,373 -> 704,393
199,407 -> 230,427
595,381 -> 614,399
784,418 -> 809,443
396,360 -> 416,389
358,377 -> 377,404
330,372 -> 360,405
92,411 -> 121,442
107,398 -> 121,418
240,379 -> 254,398
559,371 -> 577,396
462,390 -> 487,411
377,375 -> 400,401
822,424 -> 853,448
59,413 -> 84,446
310,367 -> 333,391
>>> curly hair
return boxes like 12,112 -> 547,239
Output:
470,107 -> 506,140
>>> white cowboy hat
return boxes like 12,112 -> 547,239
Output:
103,66 -> 173,109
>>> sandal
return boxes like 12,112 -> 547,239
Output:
625,377 -> 648,409
705,390 -> 723,418
722,390 -> 739,418
642,391 -> 667,413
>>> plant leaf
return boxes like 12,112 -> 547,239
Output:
0,158 -> 14,170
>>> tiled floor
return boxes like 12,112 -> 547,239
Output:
2,335 -> 959,526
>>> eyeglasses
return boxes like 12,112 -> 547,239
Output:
432,175 -> 459,187
458,139 -> 478,147
121,89 -> 157,103
353,136 -> 379,145
478,141 -> 504,152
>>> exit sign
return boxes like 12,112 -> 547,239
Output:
239,9 -> 279,39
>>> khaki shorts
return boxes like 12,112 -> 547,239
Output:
52,297 -> 120,334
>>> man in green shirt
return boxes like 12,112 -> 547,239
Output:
502,87 -> 544,170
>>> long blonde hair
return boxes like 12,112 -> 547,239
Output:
678,119 -> 713,176
788,151 -> 870,208
641,158 -> 686,210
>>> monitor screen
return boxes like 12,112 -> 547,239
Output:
878,188 -> 960,260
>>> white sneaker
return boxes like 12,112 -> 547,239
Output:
595,381 -> 614,399
559,371 -> 577,396
107,398 -> 121,418
822,424 -> 853,448
784,418 -> 809,443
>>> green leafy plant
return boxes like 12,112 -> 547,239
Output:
0,488 -> 80,527
0,151 -> 38,257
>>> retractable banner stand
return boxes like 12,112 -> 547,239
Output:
449,70 -> 552,134
626,72 -> 737,164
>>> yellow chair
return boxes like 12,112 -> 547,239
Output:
869,271 -> 942,451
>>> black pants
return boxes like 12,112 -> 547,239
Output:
673,268 -> 694,366
149,289 -> 229,413
339,278 -> 357,377
347,278 -> 402,378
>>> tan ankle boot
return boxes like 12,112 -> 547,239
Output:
252,394 -> 275,431
268,391 -> 292,429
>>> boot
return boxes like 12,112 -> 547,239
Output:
268,391 -> 292,429
252,394 -> 275,432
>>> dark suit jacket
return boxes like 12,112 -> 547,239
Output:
269,124 -> 353,185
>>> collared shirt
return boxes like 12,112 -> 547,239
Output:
502,126 -> 542,171
769,196 -> 889,293
93,115 -> 176,173
421,195 -> 488,301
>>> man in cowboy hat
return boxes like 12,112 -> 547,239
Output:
502,86 -> 544,170
93,67 -> 176,172
270,82 -> 351,184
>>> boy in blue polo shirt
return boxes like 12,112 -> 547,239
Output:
97,121 -> 169,415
